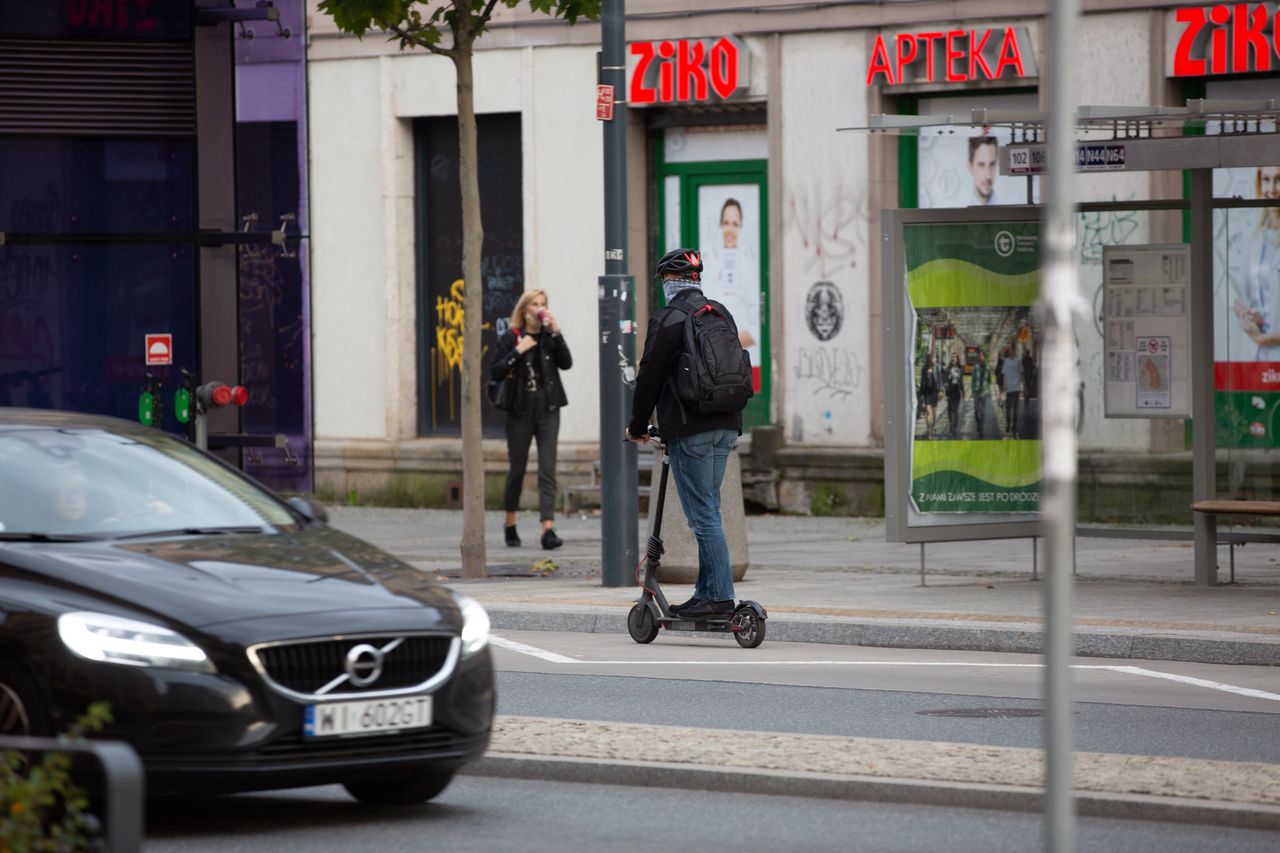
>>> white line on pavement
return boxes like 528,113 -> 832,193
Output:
490,635 -> 579,663
1080,664 -> 1280,702
491,635 -> 1280,702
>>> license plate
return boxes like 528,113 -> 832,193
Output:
304,695 -> 433,738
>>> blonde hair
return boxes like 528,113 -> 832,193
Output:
510,289 -> 548,331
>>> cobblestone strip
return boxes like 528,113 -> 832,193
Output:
491,715 -> 1280,806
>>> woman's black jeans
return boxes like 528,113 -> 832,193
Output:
503,391 -> 560,521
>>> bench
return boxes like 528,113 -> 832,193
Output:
562,446 -> 655,515
1190,499 -> 1280,582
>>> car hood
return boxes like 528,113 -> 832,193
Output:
0,526 -> 460,631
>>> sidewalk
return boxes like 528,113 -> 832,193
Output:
327,507 -> 1280,666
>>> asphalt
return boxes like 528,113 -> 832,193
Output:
327,506 -> 1280,827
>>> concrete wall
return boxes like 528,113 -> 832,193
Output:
779,30 -> 872,447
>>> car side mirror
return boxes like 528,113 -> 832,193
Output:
286,496 -> 330,525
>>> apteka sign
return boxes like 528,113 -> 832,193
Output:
1170,3 -> 1280,76
866,26 -> 1036,86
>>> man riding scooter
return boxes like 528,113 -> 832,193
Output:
626,248 -> 749,619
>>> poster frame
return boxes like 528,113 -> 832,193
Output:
882,205 -> 1045,544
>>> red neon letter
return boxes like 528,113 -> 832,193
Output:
677,40 -> 708,101
993,27 -> 1026,78
1233,3 -> 1271,72
894,34 -> 918,82
1173,7 -> 1208,75
629,43 -> 657,105
1210,5 -> 1230,74
709,38 -> 739,98
970,29 -> 994,79
945,30 -> 968,81
658,40 -> 675,103
866,35 -> 895,85
917,32 -> 944,82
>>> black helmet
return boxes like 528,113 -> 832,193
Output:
656,248 -> 702,281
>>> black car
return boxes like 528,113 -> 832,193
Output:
0,409 -> 494,804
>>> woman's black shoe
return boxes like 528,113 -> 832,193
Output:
669,597 -> 702,613
541,528 -> 563,550
505,525 -> 520,547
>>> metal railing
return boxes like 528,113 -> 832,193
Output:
0,735 -> 144,853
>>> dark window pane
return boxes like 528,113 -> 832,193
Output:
0,244 -> 196,431
0,139 -> 195,234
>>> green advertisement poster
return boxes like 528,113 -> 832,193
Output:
906,223 -> 1042,513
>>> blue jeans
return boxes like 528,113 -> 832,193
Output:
667,428 -> 737,602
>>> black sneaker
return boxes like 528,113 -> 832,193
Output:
541,528 -> 563,550
504,525 -> 520,547
669,597 -> 703,613
679,599 -> 734,618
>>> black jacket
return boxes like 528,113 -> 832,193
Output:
489,327 -> 572,416
628,288 -> 743,441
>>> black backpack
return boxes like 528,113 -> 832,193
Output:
668,294 -> 753,417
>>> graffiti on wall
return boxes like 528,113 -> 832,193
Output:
786,182 -> 866,442
435,278 -> 467,380
787,183 -> 864,280
804,281 -> 844,341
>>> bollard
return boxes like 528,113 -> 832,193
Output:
646,446 -> 749,585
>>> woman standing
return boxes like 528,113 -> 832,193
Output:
490,289 -> 572,549
917,352 -> 940,439
945,352 -> 964,439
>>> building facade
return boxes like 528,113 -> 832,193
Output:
303,1 -> 1276,517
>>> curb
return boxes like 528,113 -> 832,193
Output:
461,753 -> 1280,830
484,607 -> 1280,666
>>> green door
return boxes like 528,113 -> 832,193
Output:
657,159 -> 770,429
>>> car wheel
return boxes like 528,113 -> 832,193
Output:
342,770 -> 455,805
0,658 -> 51,737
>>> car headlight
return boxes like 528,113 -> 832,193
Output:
57,612 -> 214,673
452,592 -> 490,657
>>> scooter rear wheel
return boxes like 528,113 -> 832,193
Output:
732,607 -> 765,648
627,603 -> 659,644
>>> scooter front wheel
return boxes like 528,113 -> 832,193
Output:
627,603 -> 659,644
732,607 -> 766,648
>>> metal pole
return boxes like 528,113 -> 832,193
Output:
1189,168 -> 1217,587
599,0 -> 638,587
1043,0 -> 1079,848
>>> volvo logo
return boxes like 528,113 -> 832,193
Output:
344,644 -> 384,687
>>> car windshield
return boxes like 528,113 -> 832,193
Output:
0,426 -> 297,538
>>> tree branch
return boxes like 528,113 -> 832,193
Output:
382,20 -> 455,59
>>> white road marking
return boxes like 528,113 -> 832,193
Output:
489,635 -> 578,663
491,635 -> 1280,702
1080,664 -> 1280,702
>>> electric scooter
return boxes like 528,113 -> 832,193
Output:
626,426 -> 767,648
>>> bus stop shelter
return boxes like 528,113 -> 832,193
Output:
863,98 -> 1280,587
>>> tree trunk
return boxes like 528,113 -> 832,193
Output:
454,26 -> 487,579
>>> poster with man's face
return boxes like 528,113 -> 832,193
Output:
915,93 -> 1040,210
698,184 -> 762,385
918,128 -> 1038,209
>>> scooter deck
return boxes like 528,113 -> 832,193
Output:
657,616 -> 735,631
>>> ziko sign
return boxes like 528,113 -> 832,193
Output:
1168,4 -> 1280,76
866,26 -> 1037,86
628,37 -> 748,106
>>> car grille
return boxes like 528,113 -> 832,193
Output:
254,635 -> 454,696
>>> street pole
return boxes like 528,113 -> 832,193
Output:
1043,0 -> 1079,849
599,0 -> 638,587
